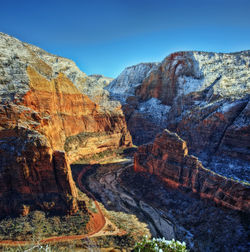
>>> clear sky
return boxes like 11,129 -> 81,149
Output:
1,0 -> 250,77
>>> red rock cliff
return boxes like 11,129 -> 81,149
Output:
0,32 -> 132,216
134,129 -> 250,212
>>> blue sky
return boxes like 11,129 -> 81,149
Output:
1,0 -> 250,77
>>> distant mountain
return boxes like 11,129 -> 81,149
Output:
107,50 -> 250,183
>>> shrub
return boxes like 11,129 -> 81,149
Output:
133,236 -> 188,252
0,210 -> 90,241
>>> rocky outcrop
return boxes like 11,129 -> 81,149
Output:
134,129 -> 250,212
0,130 -> 78,216
108,51 -> 250,183
106,63 -> 166,144
106,63 -> 159,104
137,51 -> 250,105
77,74 -> 117,112
0,32 -> 132,216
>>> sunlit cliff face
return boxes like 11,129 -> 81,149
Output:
0,32 -> 132,216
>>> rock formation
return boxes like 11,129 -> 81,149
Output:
107,51 -> 250,183
0,130 -> 78,216
77,74 -> 118,112
134,129 -> 250,212
106,63 -> 168,144
0,31 -> 249,219
0,32 -> 132,216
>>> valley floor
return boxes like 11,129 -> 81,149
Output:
76,154 -> 250,252
0,151 -> 149,251
1,149 -> 249,251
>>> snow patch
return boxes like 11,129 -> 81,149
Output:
175,64 -> 183,75
219,102 -> 237,113
138,98 -> 170,125
208,155 -> 250,183
177,76 -> 204,95
106,63 -> 158,104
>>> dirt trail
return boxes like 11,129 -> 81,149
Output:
0,165 -> 125,247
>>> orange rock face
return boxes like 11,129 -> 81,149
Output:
21,66 -> 131,152
134,129 -> 250,212
0,66 -> 131,216
0,33 -> 132,216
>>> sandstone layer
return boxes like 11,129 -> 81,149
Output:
0,33 -> 132,216
134,129 -> 250,212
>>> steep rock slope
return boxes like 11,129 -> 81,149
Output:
75,73 -> 121,113
107,51 -> 250,182
106,63 -> 159,104
134,129 -> 250,212
0,33 -> 132,216
106,63 -> 168,144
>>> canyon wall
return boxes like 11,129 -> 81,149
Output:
107,51 -> 250,183
0,32 -> 132,216
134,129 -> 250,212
106,63 -> 169,144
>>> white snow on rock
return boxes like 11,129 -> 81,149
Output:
218,101 -> 240,113
175,64 -> 183,75
0,32 -> 117,111
106,62 -> 159,103
0,32 -> 90,101
0,33 -> 31,100
138,98 -> 171,126
80,74 -> 121,112
177,76 -> 205,96
23,41 -> 89,84
176,51 -> 250,98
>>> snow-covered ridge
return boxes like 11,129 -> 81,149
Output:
0,32 -> 115,111
107,50 -> 249,112
0,32 -> 89,100
108,50 -> 250,143
106,62 -> 159,103
175,51 -> 250,98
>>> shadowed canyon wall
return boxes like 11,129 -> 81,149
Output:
134,129 -> 250,212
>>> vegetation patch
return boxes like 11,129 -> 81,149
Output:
81,234 -> 136,250
91,203 -> 151,249
134,236 -> 188,252
1,243 -> 79,252
64,131 -> 108,152
73,147 -> 122,164
73,146 -> 137,165
0,210 -> 90,241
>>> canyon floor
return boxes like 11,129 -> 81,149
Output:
0,149 -> 150,251
0,148 -> 249,251
72,148 -> 250,252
